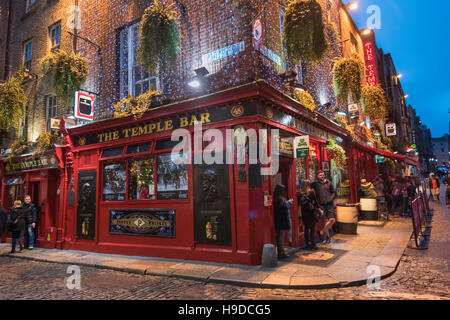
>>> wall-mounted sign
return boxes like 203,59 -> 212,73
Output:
252,16 -> 264,50
201,41 -> 245,66
363,36 -> 379,87
375,155 -> 385,163
386,123 -> 397,136
50,118 -> 61,130
294,135 -> 309,158
75,91 -> 95,121
4,154 -> 59,174
109,209 -> 175,238
348,103 -> 359,118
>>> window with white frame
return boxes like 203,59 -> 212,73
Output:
23,40 -> 32,70
119,23 -> 159,99
26,0 -> 36,13
49,22 -> 61,50
45,96 -> 58,132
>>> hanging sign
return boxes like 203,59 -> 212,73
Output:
385,123 -> 397,137
375,155 -> 385,163
348,103 -> 359,118
252,16 -> 264,50
294,135 -> 310,158
74,91 -> 95,121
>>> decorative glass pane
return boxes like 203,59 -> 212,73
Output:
128,159 -> 155,200
295,158 -> 307,190
103,162 -> 126,201
157,154 -> 188,200
102,147 -> 123,158
126,143 -> 151,154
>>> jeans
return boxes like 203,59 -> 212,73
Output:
24,224 -> 35,248
11,231 -> 23,252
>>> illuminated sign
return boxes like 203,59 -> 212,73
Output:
252,16 -> 264,50
75,91 -> 95,121
386,123 -> 397,136
363,38 -> 379,86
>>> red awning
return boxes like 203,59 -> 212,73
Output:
354,142 -> 405,161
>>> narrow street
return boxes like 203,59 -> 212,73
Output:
1,192 -> 448,300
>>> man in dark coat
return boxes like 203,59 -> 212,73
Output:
9,200 -> 27,253
23,195 -> 38,249
311,171 -> 336,243
0,201 -> 7,239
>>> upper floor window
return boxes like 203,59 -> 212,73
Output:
119,23 -> 159,99
45,96 -> 58,132
23,40 -> 32,70
49,22 -> 61,50
26,0 -> 36,13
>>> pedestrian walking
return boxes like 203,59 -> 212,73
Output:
23,195 -> 38,249
444,173 -> 450,208
8,200 -> 27,254
311,171 -> 336,243
428,174 -> 440,201
273,184 -> 293,260
298,180 -> 321,251
391,177 -> 405,215
403,177 -> 417,217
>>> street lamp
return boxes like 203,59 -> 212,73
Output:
362,29 -> 372,36
187,67 -> 209,89
404,94 -> 409,99
346,1 -> 358,11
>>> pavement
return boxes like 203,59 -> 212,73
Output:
0,214 -> 415,290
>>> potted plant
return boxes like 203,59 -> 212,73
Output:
332,53 -> 365,104
283,0 -> 328,64
138,0 -> 180,74
113,88 -> 162,120
40,50 -> 88,104
361,85 -> 388,122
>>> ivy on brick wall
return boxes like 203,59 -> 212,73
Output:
332,53 -> 365,103
34,132 -> 58,156
283,0 -> 327,64
39,50 -> 88,104
138,0 -> 180,74
0,68 -> 26,132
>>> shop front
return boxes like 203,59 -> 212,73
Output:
55,81 -> 348,265
0,152 -> 62,248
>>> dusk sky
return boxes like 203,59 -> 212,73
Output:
343,0 -> 450,138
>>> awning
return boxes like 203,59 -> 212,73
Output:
353,142 -> 405,161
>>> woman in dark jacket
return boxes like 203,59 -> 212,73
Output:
298,180 -> 321,250
9,200 -> 27,253
273,184 -> 293,260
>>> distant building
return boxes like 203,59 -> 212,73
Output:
432,134 -> 450,170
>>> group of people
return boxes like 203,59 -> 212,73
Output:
0,195 -> 38,253
428,173 -> 450,208
274,170 -> 336,260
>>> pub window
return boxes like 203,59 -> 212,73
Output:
119,22 -> 159,99
23,40 -> 32,70
25,0 -> 35,13
103,162 -> 126,201
156,153 -> 188,200
126,143 -> 151,155
155,137 -> 183,151
45,96 -> 57,132
101,147 -> 124,158
128,159 -> 155,200
49,22 -> 61,50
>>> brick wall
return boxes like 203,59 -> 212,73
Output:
5,0 -> 76,145
0,0 -> 10,81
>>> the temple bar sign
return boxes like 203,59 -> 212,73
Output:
75,91 -> 95,121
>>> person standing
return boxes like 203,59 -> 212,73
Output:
0,201 -> 7,242
23,195 -> 38,249
311,171 -> 336,243
298,180 -> 321,250
9,200 -> 27,254
273,184 -> 293,260
444,173 -> 450,208
428,174 -> 440,201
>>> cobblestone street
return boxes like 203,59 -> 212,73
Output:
0,197 -> 449,300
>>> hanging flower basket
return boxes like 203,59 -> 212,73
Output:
113,89 -> 162,120
39,50 -> 88,103
293,88 -> 316,112
138,0 -> 180,74
8,139 -> 28,159
283,0 -> 327,64
0,68 -> 26,131
34,132 -> 58,155
327,139 -> 347,170
332,53 -> 365,103
361,85 -> 388,121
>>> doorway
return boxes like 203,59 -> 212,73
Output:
30,182 -> 41,241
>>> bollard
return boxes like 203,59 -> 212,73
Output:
261,244 -> 277,268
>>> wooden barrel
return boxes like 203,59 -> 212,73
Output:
360,198 -> 378,220
336,204 -> 358,234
